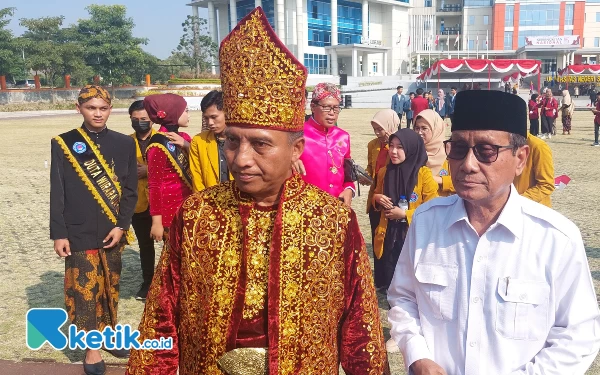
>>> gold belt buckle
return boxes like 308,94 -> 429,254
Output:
217,348 -> 268,375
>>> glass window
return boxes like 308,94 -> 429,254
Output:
597,12 -> 600,22
565,4 -> 574,26
425,0 -> 432,7
373,62 -> 378,73
304,53 -> 329,74
337,0 -> 363,45
468,16 -> 475,25
468,40 -> 475,50
483,15 -> 489,25
563,30 -> 573,36
595,38 -> 600,48
464,0 -> 492,6
519,4 -> 559,27
236,0 -> 275,27
504,31 -> 513,49
505,5 -> 514,26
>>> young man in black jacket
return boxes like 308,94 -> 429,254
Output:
50,85 -> 137,375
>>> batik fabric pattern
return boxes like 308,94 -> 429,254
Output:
126,173 -> 387,375
64,245 -> 123,331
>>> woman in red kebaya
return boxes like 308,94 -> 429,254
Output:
144,94 -> 194,241
528,93 -> 540,136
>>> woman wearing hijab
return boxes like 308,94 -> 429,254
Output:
372,129 -> 438,292
560,89 -> 575,135
365,109 -> 398,249
434,89 -> 448,119
414,109 -> 454,196
144,93 -> 194,242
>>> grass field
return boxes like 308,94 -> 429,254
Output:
1,108 -> 599,373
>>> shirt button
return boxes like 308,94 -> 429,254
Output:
472,297 -> 479,303
520,294 -> 527,301
470,341 -> 477,347
477,256 -> 484,262
329,184 -> 333,188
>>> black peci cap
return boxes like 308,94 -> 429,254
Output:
451,90 -> 527,137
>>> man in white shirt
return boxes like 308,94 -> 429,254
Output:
387,90 -> 600,375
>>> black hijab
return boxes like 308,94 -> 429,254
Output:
383,129 -> 428,206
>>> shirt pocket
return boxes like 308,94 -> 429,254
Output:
495,278 -> 550,340
415,263 -> 458,321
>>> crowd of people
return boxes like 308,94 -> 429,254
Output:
48,7 -> 600,375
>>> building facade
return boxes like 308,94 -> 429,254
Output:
189,0 -> 411,77
190,0 -> 600,77
410,0 -> 600,74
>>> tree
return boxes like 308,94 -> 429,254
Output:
173,15 -> 217,77
74,5 -> 150,92
0,8 -> 20,81
411,56 -> 439,72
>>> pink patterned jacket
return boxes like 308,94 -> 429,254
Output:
300,117 -> 355,197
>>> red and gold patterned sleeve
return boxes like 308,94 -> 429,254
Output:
339,211 -> 389,375
147,147 -> 167,218
126,207 -> 184,374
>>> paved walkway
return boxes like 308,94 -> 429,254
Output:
0,359 -> 126,375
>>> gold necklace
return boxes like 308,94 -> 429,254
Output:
327,148 -> 343,174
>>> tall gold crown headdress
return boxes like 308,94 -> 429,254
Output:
219,7 -> 307,132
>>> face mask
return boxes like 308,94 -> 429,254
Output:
132,119 -> 151,134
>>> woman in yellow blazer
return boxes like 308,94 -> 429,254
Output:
372,129 -> 438,291
366,109 -> 399,248
413,109 -> 455,196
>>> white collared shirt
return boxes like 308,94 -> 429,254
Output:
387,186 -> 600,375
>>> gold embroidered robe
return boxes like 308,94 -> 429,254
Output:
127,173 -> 388,375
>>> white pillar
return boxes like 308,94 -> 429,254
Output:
362,52 -> 369,77
562,54 -> 567,69
331,50 -> 338,76
331,0 -> 338,45
255,0 -> 262,7
218,4 -> 229,41
352,49 -> 358,76
229,0 -> 237,31
205,3 -> 217,74
276,0 -> 285,39
296,0 -> 304,61
383,51 -> 388,76
570,52 -> 575,65
362,0 -> 369,41
596,55 -> 600,64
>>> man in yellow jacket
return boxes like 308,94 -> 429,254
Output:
513,132 -> 554,207
189,90 -> 231,192
129,100 -> 157,300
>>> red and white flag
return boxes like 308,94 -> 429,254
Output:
407,35 -> 411,47
454,32 -> 460,46
435,35 -> 439,46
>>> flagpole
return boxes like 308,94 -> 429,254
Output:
486,29 -> 489,59
467,30 -> 469,59
447,30 -> 450,58
476,33 -> 479,58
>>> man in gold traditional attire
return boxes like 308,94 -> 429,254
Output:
127,7 -> 387,375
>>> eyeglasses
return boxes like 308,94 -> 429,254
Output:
443,140 -> 514,163
316,105 -> 342,113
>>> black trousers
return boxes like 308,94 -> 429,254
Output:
595,122 -> 599,143
374,233 -> 404,290
406,117 -> 413,129
541,115 -> 553,135
529,118 -> 539,136
131,209 -> 155,285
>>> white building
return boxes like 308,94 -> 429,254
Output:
188,0 -> 411,77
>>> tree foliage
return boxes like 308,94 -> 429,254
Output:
0,8 -> 20,80
0,5 -> 215,87
173,15 -> 218,78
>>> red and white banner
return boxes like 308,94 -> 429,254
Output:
558,65 -> 600,76
525,35 -> 580,46
417,59 -> 542,82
